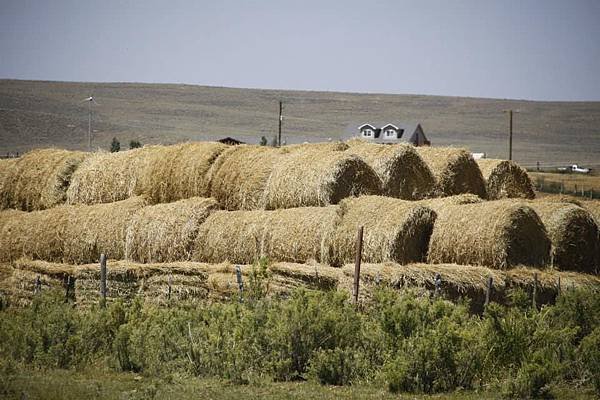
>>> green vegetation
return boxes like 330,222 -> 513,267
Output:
110,137 -> 120,153
260,136 -> 268,146
1,282 -> 599,399
129,140 -> 142,149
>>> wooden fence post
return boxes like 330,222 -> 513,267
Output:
34,275 -> 41,295
353,226 -> 364,305
434,273 -> 442,298
100,253 -> 107,307
235,265 -> 244,301
533,272 -> 538,309
557,276 -> 561,296
485,276 -> 493,306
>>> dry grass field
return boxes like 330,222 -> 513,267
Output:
1,79 -> 599,168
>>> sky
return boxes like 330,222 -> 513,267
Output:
1,0 -> 599,101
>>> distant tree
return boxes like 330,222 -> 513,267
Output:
110,137 -> 121,153
259,136 -> 268,146
129,140 -> 142,149
270,136 -> 278,147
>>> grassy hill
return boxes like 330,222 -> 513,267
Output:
1,79 -> 599,167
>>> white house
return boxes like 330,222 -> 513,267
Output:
357,122 -> 430,146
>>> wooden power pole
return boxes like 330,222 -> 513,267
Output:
503,109 -> 519,161
278,101 -> 283,147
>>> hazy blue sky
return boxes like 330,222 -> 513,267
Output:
1,0 -> 599,100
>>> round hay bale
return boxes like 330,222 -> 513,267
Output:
66,146 -> 164,205
63,196 -> 148,263
345,140 -> 435,199
534,194 -> 583,206
527,202 -> 599,274
581,200 -> 600,225
208,145 -> 282,210
332,196 -> 436,266
264,149 -> 382,209
193,206 -> 340,264
3,149 -> 87,210
135,142 -> 228,204
125,197 -> 218,263
427,200 -> 551,269
416,147 -> 486,198
477,159 -> 535,200
0,207 -> 70,262
0,158 -> 18,209
0,197 -> 147,263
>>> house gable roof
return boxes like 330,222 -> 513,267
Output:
353,122 -> 426,144
358,123 -> 377,130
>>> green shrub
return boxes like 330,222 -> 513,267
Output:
502,355 -> 556,399
308,347 -> 369,385
579,327 -> 600,395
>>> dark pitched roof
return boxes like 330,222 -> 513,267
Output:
354,122 -> 423,143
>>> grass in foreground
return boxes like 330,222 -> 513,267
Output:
2,369 -> 598,400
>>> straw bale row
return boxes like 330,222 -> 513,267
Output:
1,149 -> 87,211
3,259 -> 599,309
0,259 -> 342,306
339,262 -> 600,311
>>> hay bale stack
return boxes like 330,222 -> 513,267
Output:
527,202 -> 599,274
208,145 -> 283,210
193,206 -> 340,264
2,149 -> 87,211
0,158 -> 17,209
416,147 -> 486,198
264,148 -> 381,209
125,197 -> 218,263
344,141 -> 435,199
477,159 -> 535,200
428,200 -> 551,269
0,207 -> 71,262
0,196 -> 147,263
332,196 -> 436,266
135,142 -> 229,204
66,146 -> 164,205
63,196 -> 148,263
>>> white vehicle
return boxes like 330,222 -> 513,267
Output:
557,164 -> 591,174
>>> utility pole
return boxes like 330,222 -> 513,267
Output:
503,109 -> 519,161
88,99 -> 92,152
278,101 -> 283,147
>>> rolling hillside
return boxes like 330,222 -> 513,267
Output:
1,79 -> 599,167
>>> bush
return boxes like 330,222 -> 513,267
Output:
308,347 -> 369,385
502,355 -> 556,399
110,137 -> 120,152
579,327 -> 600,395
129,140 -> 142,149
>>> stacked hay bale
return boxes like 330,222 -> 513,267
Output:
416,147 -> 487,198
0,158 -> 17,209
66,146 -> 164,205
63,197 -> 148,263
193,206 -> 340,264
208,145 -> 381,210
345,140 -> 435,199
263,146 -> 382,209
208,145 -> 282,210
527,202 -> 599,274
125,197 -> 218,263
331,196 -> 436,266
583,200 -> 600,225
427,200 -> 551,269
477,159 -> 535,200
0,207 -> 71,262
134,142 -> 229,204
0,197 -> 147,263
1,149 -> 87,210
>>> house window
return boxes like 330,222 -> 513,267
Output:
385,129 -> 396,138
362,129 -> 373,137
